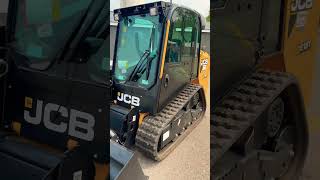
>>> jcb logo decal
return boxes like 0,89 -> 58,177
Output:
117,92 -> 140,106
291,0 -> 313,12
24,97 -> 95,141
201,59 -> 209,72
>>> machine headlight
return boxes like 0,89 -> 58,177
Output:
114,13 -> 119,21
150,7 -> 158,16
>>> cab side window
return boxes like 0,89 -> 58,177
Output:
184,11 -> 201,78
213,0 -> 227,9
165,8 -> 201,74
182,10 -> 200,63
0,0 -> 8,26
182,11 -> 196,59
165,9 -> 184,63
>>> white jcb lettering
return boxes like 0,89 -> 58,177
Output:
291,0 -> 313,12
117,92 -> 141,106
24,100 -> 95,141
24,100 -> 43,125
124,94 -> 131,104
69,109 -> 95,141
43,103 -> 68,133
131,96 -> 140,107
117,93 -> 124,101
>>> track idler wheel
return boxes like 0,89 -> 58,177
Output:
261,96 -> 308,180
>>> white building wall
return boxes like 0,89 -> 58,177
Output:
120,0 -> 145,8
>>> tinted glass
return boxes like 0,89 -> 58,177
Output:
183,10 -> 201,78
165,9 -> 184,63
182,10 -> 198,59
213,0 -> 227,9
68,2 -> 109,84
114,14 -> 163,88
13,0 -> 92,70
0,0 -> 8,26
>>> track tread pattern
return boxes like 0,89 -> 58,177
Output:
136,84 -> 202,160
211,70 -> 297,168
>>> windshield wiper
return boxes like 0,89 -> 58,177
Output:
130,54 -> 156,82
126,26 -> 156,83
125,50 -> 150,83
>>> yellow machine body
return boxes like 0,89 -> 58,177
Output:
262,0 -> 319,128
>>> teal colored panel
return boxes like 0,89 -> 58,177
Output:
26,0 -> 52,24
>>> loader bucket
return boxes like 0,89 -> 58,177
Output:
110,141 -> 148,180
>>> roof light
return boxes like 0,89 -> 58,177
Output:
114,13 -> 119,21
150,7 -> 158,16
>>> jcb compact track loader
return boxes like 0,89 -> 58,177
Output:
212,0 -> 319,179
110,1 -> 210,161
0,0 -> 146,179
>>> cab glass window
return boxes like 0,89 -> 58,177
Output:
0,0 -> 8,26
165,9 -> 184,63
67,2 -> 109,85
114,13 -> 163,88
165,8 -> 201,69
182,10 -> 198,60
12,0 -> 92,70
183,10 -> 201,78
213,0 -> 227,9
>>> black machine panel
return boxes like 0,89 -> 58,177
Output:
212,0 -> 263,105
0,133 -> 96,180
1,0 -> 110,163
259,0 -> 283,54
3,64 -> 110,163
0,26 -> 5,59
110,104 -> 140,146
212,0 -> 284,105
112,82 -> 160,115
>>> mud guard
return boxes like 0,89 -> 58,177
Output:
110,141 -> 148,180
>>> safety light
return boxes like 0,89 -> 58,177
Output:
150,7 -> 158,16
114,13 -> 119,21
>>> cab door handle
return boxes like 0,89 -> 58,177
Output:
164,74 -> 169,88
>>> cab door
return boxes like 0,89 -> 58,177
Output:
158,8 -> 200,110
183,10 -> 202,80
158,8 -> 187,110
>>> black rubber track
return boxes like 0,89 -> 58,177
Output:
135,84 -> 206,161
211,70 -> 308,179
